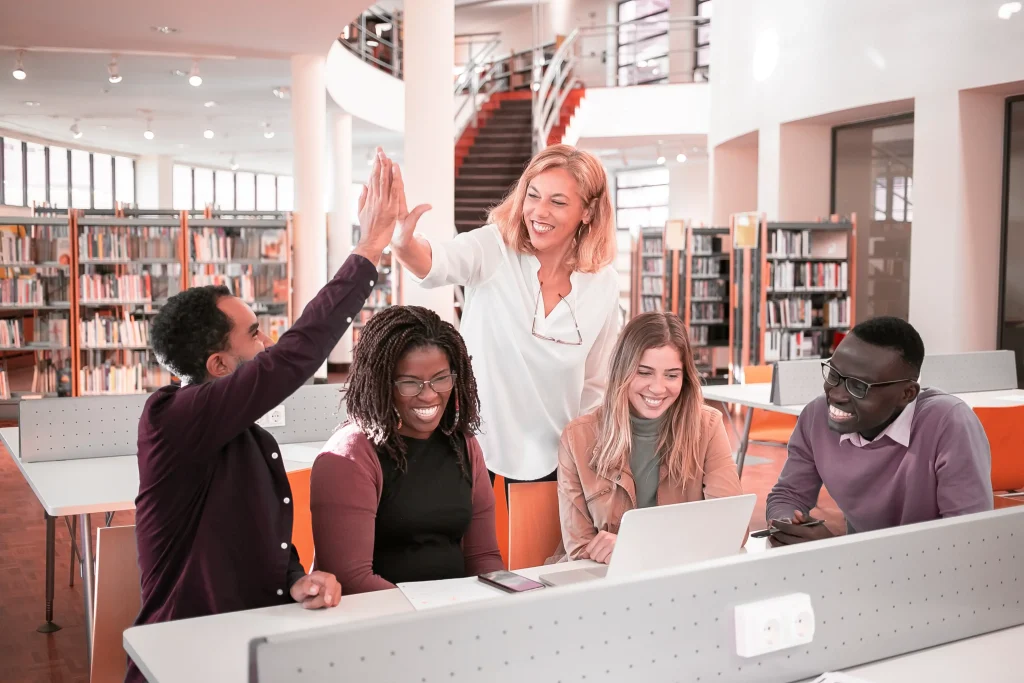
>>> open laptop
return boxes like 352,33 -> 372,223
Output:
538,493 -> 756,586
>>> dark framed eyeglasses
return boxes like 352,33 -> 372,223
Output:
394,373 -> 456,397
821,362 -> 916,400
531,289 -> 583,346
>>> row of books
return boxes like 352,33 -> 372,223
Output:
79,226 -> 179,261
639,295 -> 663,313
641,260 -> 663,275
766,297 -> 852,329
690,325 -> 710,346
0,365 -> 8,400
767,229 -> 814,258
80,315 -> 150,349
691,235 -> 717,254
692,280 -> 726,299
80,273 -> 153,303
641,235 -> 663,253
258,315 -> 289,344
768,262 -> 849,292
691,257 -> 725,276
0,272 -> 71,306
0,319 -> 24,348
79,357 -> 170,395
366,287 -> 391,309
0,225 -> 71,264
33,352 -> 73,396
691,302 -> 725,322
191,228 -> 286,262
641,276 -> 664,296
36,314 -> 71,346
763,329 -> 830,363
190,271 -> 287,304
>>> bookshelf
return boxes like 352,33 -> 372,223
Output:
350,223 -> 398,348
683,226 -> 732,384
631,226 -> 665,316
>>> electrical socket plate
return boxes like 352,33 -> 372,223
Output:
734,592 -> 815,658
256,404 -> 286,429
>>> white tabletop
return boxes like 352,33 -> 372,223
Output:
1,427 -> 324,517
123,560 -> 601,683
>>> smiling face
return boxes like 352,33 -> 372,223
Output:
522,167 -> 592,257
824,333 -> 919,439
393,344 -> 454,440
627,345 -> 685,420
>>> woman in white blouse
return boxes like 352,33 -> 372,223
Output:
390,144 -> 620,489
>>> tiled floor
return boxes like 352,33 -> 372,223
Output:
0,411 -> 841,683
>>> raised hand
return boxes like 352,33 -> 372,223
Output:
353,147 -> 402,264
391,163 -> 431,248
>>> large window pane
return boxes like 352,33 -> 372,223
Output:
277,176 -> 294,211
617,167 -> 668,188
70,149 -> 91,209
999,98 -> 1024,386
236,172 -> 256,210
215,170 -> 235,210
193,167 -> 214,210
115,156 -> 135,206
172,165 -> 192,210
256,174 -> 276,211
49,147 -> 69,209
833,115 -> 914,322
3,138 -> 24,206
93,153 -> 113,210
26,142 -> 46,206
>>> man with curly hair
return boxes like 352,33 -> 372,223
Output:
126,149 -> 402,682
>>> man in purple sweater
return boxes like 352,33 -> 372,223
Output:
767,317 -> 993,545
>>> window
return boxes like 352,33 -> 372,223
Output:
93,153 -> 114,210
3,138 -> 24,206
172,165 -> 193,210
215,170 -> 235,210
999,97 -> 1024,386
115,156 -> 135,206
256,174 -> 276,211
236,172 -> 256,211
695,0 -> 712,82
615,167 -> 669,232
277,176 -> 294,212
70,149 -> 91,209
616,0 -> 670,86
26,142 -> 46,206
49,147 -> 69,209
193,167 -> 214,210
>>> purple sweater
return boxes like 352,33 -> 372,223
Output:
767,388 -> 993,533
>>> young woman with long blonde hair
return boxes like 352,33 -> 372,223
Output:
388,144 -> 620,490
553,312 -> 743,563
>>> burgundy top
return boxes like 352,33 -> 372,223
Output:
126,254 -> 377,683
310,423 -> 504,594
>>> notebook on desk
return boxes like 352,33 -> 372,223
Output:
538,494 -> 756,587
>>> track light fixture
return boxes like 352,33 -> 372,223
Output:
70,120 -> 82,139
230,157 -> 240,171
108,56 -> 122,84
12,50 -> 26,80
188,59 -> 202,87
263,122 -> 275,139
144,118 -> 154,140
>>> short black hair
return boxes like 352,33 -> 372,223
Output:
850,316 -> 925,374
151,285 -> 234,384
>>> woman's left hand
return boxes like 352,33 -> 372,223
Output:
582,531 -> 617,564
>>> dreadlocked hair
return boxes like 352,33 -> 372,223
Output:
344,305 -> 482,478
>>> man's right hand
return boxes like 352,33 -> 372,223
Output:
353,147 -> 401,265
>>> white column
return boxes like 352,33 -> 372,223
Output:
328,110 -> 354,364
908,90 -> 1004,353
402,0 -> 455,322
668,158 -> 709,225
291,54 -> 329,379
136,155 -> 174,209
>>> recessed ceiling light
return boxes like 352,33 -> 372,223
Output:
188,60 -> 202,87
108,56 -> 122,84
203,129 -> 215,139
656,155 -> 666,165
24,100 -> 40,107
204,100 -> 217,108
998,2 -> 1022,19
151,26 -> 179,34
676,153 -> 687,163
144,129 -> 155,140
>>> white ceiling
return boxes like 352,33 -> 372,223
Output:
578,134 -> 708,171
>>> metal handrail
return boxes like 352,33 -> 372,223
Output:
454,39 -> 508,142
533,30 -> 581,152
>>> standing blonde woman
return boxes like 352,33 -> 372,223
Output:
553,312 -> 743,563
389,144 -> 619,489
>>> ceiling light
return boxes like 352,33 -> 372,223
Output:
204,101 -> 217,108
70,120 -> 82,139
151,26 -> 179,34
366,39 -> 380,47
676,153 -> 687,163
108,56 -> 122,84
998,2 -> 1022,19
531,81 -> 541,92
272,86 -> 290,100
188,60 -> 202,87
171,69 -> 187,77
12,50 -> 26,80
230,158 -> 239,171
656,155 -> 665,165
24,100 -> 40,107
203,128 -> 215,139
144,118 -> 154,140
375,22 -> 392,35
263,122 -> 275,139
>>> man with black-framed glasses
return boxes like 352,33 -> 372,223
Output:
767,317 -> 992,546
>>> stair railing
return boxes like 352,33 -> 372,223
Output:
453,38 -> 508,142
532,30 -> 582,153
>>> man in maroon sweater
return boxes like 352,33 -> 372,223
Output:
126,150 -> 401,682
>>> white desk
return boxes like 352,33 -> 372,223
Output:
0,426 -> 326,650
123,560 -> 602,683
701,384 -> 1024,476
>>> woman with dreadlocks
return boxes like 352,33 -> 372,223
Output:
309,305 -> 503,594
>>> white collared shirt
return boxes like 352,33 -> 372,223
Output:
416,224 -> 621,479
840,398 -> 918,448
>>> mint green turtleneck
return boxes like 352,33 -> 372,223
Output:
629,413 -> 664,509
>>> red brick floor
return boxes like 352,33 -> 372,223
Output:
0,411 -> 841,683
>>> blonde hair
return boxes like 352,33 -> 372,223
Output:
590,313 -> 706,486
487,144 -> 615,274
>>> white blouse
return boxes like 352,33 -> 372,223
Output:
417,224 -> 621,480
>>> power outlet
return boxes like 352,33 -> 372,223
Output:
734,592 -> 815,658
256,404 -> 287,429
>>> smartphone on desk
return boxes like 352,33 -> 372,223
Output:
478,570 -> 545,594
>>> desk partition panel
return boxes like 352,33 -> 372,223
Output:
251,508 -> 1024,683
921,350 -> 1018,393
18,384 -> 348,463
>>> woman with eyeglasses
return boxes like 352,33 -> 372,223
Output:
309,306 -> 503,594
388,144 -> 619,490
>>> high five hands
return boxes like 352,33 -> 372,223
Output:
352,147 -> 432,262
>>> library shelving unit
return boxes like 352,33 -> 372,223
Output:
186,217 -> 293,345
350,223 -> 399,348
673,225 -> 732,385
0,215 -> 75,410
631,226 -> 666,317
74,215 -> 186,396
731,213 -> 857,369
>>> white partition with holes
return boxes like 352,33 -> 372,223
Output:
18,384 -> 348,462
920,351 -> 1018,393
250,508 -> 1024,683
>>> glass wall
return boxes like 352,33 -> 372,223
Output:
49,147 -> 69,209
999,97 -> 1024,387
832,114 -> 914,323
615,166 -> 669,232
173,164 -> 293,212
616,0 -> 670,86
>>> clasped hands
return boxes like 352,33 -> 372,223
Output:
290,570 -> 342,610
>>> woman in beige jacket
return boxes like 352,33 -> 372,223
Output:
553,312 -> 744,563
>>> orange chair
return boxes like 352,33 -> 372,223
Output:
507,482 -> 561,570
91,525 -> 141,683
973,406 -> 1024,498
493,475 -> 510,569
743,364 -> 799,445
287,468 -> 315,572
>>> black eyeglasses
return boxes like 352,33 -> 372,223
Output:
821,362 -> 916,400
531,290 -> 583,346
394,373 -> 456,397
